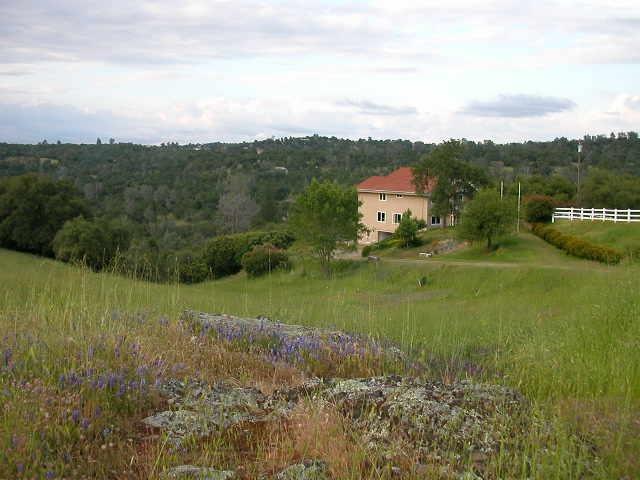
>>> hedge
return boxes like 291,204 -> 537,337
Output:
530,223 -> 623,264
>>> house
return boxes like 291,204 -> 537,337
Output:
356,167 -> 446,244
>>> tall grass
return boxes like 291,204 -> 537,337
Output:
1,247 -> 638,478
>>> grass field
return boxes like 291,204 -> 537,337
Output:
1,237 -> 639,478
552,219 -> 640,258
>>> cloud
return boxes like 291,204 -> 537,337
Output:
460,94 -> 576,118
337,99 -> 418,116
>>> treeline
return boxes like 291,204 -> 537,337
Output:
1,133 -> 640,249
0,174 -> 294,283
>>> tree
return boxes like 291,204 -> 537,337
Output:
52,217 -> 131,270
289,179 -> 364,275
0,174 -> 90,256
217,175 -> 259,233
524,195 -> 556,223
394,209 -> 419,247
413,140 -> 488,226
457,189 -> 515,250
96,137 -> 102,145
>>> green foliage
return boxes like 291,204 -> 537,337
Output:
531,223 -> 623,264
413,140 -> 489,224
289,179 -> 363,274
582,168 -> 640,208
241,243 -> 290,277
52,217 -> 130,270
394,209 -> 419,247
516,175 -> 576,201
458,189 -> 516,249
202,230 -> 294,279
524,195 -> 557,223
0,174 -> 89,256
173,249 -> 209,284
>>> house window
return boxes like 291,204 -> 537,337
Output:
379,193 -> 387,201
393,213 -> 402,224
396,194 -> 403,198
431,216 -> 441,225
377,211 -> 386,223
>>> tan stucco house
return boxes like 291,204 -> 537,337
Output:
357,167 -> 445,244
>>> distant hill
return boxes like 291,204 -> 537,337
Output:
1,133 -> 639,250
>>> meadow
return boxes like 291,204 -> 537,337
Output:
552,219 -> 640,258
1,231 -> 639,478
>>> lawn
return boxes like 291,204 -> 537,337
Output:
1,246 -> 639,478
552,219 -> 640,258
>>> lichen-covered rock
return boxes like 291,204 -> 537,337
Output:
275,460 -> 328,480
161,465 -> 236,479
315,376 -> 524,458
144,380 -> 281,445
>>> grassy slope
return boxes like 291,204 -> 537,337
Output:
1,246 -> 639,477
552,219 -> 640,255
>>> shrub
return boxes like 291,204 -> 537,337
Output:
52,217 -> 130,270
394,210 -> 420,247
530,223 -> 623,264
174,250 -> 209,284
203,230 -> 294,279
241,243 -> 289,277
361,245 -> 372,257
524,195 -> 557,223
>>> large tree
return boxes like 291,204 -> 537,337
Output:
217,175 -> 259,234
0,174 -> 90,256
413,140 -> 488,226
289,179 -> 364,275
457,189 -> 515,250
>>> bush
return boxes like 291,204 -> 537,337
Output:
530,223 -> 623,264
173,250 -> 209,284
241,243 -> 289,277
524,195 -> 557,223
361,245 -> 372,257
203,230 -> 294,279
394,209 -> 420,247
52,217 -> 130,270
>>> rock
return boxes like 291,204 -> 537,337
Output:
144,380 -> 282,445
318,376 -> 524,458
275,460 -> 328,480
161,465 -> 236,479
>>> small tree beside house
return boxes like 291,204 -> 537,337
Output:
457,189 -> 515,250
394,209 -> 420,247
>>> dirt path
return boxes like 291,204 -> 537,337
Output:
382,257 -> 613,272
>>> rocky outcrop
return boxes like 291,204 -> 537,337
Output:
146,313 -> 526,476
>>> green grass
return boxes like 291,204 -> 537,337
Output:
1,246 -> 639,478
552,219 -> 640,258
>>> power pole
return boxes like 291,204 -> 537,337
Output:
577,142 -> 583,205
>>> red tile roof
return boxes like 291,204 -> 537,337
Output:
357,167 -> 435,194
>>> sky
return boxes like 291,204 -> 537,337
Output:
1,0 -> 639,144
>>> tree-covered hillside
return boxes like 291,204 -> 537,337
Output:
1,133 -> 639,251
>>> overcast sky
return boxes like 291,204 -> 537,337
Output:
1,0 -> 639,144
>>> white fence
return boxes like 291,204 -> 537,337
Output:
552,207 -> 640,223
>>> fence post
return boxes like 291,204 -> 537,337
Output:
591,207 -> 594,221
628,209 -> 632,223
614,208 -> 618,223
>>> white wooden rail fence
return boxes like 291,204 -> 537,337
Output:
552,207 -> 640,223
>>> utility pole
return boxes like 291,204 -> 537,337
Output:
577,142 -> 583,205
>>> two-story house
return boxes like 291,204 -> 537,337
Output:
357,167 -> 443,244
